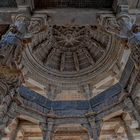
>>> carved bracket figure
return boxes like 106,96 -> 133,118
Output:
0,14 -> 31,82
0,14 -> 31,140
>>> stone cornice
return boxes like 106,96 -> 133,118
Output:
18,82 -> 124,119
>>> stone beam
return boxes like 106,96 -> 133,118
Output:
120,57 -> 135,88
54,118 -> 87,126
18,82 -> 123,119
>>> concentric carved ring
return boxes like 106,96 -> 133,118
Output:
23,25 -> 120,88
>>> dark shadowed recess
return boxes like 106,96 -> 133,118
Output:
34,0 -> 113,9
0,25 -> 9,39
0,0 -> 17,7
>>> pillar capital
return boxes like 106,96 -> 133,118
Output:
83,116 -> 103,140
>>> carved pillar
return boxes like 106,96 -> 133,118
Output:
9,119 -> 20,140
40,119 -> 54,140
123,97 -> 140,128
0,83 -> 12,140
121,117 -> 134,140
45,119 -> 54,140
0,13 -> 31,94
112,1 -> 140,123
0,14 -> 30,140
131,83 -> 140,114
114,0 -> 140,70
0,87 -> 19,140
85,116 -> 102,140
40,122 -> 47,140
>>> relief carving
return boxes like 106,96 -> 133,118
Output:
0,14 -> 31,84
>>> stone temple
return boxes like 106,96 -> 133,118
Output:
0,0 -> 140,140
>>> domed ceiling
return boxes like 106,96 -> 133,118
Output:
21,11 -> 128,100
33,25 -> 106,73
23,24 -> 120,89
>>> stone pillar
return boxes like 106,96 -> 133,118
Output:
0,93 -> 12,119
121,117 -> 134,140
40,119 -> 54,140
87,116 -> 102,140
9,119 -> 20,140
131,83 -> 140,113
0,14 -> 30,140
123,98 -> 140,128
0,102 -> 18,140
114,0 -> 140,71
40,122 -> 47,140
116,0 -> 140,124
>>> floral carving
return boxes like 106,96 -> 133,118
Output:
32,25 -> 107,72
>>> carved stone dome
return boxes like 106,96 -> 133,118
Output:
23,24 -> 119,89
34,25 -> 106,72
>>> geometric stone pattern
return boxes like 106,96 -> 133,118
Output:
34,25 -> 106,72
23,24 -> 121,90
1,0 -> 140,140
